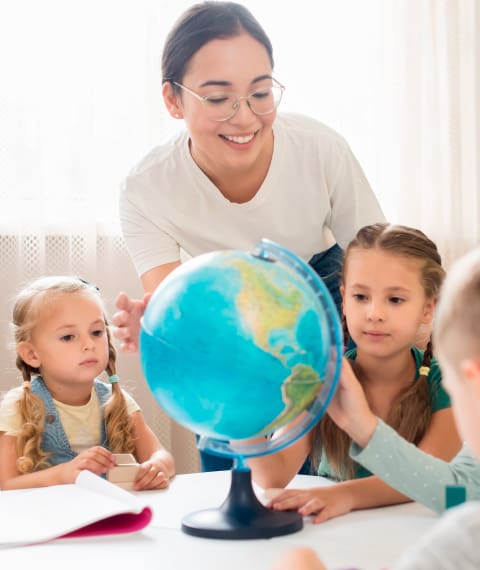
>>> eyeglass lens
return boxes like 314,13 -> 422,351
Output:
204,86 -> 283,121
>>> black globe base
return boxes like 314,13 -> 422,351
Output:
181,467 -> 303,539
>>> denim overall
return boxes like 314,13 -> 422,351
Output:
31,376 -> 111,465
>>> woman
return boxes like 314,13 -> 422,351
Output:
114,1 -> 385,471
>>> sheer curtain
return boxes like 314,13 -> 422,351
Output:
0,0 -> 479,472
383,0 -> 480,267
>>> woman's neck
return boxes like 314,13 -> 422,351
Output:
213,164 -> 270,203
190,133 -> 274,204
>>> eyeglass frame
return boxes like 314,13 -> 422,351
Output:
171,78 -> 285,122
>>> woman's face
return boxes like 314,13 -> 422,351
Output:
169,33 -> 277,182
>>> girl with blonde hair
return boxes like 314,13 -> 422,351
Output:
0,276 -> 174,490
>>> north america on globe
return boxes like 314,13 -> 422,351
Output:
228,256 -> 324,434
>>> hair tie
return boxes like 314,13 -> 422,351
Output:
419,366 -> 430,377
108,374 -> 119,384
22,380 -> 31,390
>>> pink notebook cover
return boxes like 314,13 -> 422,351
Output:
62,506 -> 153,538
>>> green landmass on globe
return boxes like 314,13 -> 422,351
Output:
260,364 -> 324,434
228,257 -> 324,434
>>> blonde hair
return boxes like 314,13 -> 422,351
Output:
312,223 -> 446,479
435,247 -> 480,370
12,276 -> 135,474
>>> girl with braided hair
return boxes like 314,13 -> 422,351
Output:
0,276 -> 174,490
250,223 -> 461,522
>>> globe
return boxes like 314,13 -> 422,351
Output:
140,239 -> 343,539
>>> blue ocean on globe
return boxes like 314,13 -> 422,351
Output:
140,242 -> 340,448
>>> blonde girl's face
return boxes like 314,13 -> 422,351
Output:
165,33 -> 276,181
341,248 -> 435,358
19,291 -> 109,399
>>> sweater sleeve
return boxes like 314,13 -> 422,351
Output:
350,419 -> 480,513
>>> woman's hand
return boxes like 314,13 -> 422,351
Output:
112,292 -> 151,353
266,484 -> 355,524
61,446 -> 115,483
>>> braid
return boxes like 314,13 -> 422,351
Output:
15,378 -> 51,473
421,339 -> 434,374
341,313 -> 349,350
103,327 -> 135,454
386,339 -> 433,445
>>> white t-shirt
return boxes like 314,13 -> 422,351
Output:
0,384 -> 140,453
393,502 -> 480,569
120,112 -> 385,277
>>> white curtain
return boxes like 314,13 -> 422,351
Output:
0,0 -> 479,472
383,0 -> 480,267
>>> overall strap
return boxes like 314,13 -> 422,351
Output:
30,376 -> 76,464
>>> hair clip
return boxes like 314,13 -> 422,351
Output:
77,277 -> 100,292
419,366 -> 430,377
108,374 -> 119,384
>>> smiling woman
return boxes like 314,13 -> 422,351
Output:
113,1 -> 385,472
1,0 -> 477,477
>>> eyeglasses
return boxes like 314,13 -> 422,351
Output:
172,79 -> 285,122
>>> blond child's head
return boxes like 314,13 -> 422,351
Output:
12,276 -> 114,381
434,247 -> 480,457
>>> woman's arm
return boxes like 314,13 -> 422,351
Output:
140,261 -> 180,294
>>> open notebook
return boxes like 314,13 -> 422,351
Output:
0,470 -> 152,547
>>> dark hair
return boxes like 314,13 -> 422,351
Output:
162,1 -> 274,89
312,223 -> 446,479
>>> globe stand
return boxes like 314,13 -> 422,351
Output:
181,459 -> 303,539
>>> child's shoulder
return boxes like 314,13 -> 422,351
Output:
0,386 -> 24,433
0,386 -> 24,408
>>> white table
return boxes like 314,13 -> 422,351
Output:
0,471 -> 438,569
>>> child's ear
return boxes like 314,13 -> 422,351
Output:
17,342 -> 40,368
460,358 -> 480,397
161,82 -> 183,119
421,298 -> 436,324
